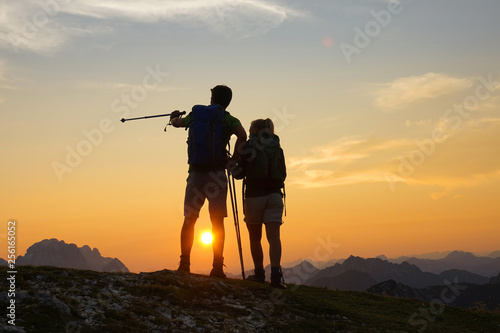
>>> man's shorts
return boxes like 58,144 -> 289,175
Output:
184,170 -> 228,218
244,193 -> 284,225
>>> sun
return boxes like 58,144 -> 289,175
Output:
201,232 -> 213,245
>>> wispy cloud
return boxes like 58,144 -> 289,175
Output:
289,114 -> 500,195
289,137 -> 368,169
65,0 -> 306,24
0,0 -> 307,54
289,137 -> 412,188
292,169 -> 397,189
0,1 -> 68,54
374,72 -> 474,110
290,137 -> 410,169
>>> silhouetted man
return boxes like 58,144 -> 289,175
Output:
170,85 -> 246,278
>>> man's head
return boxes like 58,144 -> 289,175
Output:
210,85 -> 232,109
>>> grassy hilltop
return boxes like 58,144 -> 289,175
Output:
2,266 -> 500,332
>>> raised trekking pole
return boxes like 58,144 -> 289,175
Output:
120,111 -> 186,123
227,169 -> 245,280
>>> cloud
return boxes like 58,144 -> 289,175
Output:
289,137 -> 412,188
0,1 -> 69,54
0,0 -> 306,54
289,138 -> 368,169
292,169 -> 397,189
289,115 -> 500,195
65,0 -> 305,25
374,72 -> 474,110
290,137 -> 410,169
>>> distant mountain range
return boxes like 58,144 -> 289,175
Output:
487,250 -> 500,258
9,238 -> 129,273
276,251 -> 500,310
296,250 -> 500,269
397,251 -> 500,277
300,252 -> 499,288
305,255 -> 445,289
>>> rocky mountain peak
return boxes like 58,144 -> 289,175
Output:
16,239 -> 129,273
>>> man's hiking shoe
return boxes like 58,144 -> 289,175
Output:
270,270 -> 286,289
246,269 -> 265,283
209,257 -> 226,278
177,255 -> 190,274
177,262 -> 190,273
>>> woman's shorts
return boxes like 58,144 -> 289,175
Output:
244,193 -> 284,225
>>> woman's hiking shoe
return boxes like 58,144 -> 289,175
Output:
209,257 -> 226,278
270,268 -> 286,289
177,255 -> 190,273
246,269 -> 265,283
270,275 -> 286,289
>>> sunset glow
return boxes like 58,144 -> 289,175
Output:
1,1 -> 499,275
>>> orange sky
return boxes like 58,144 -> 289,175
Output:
1,1 -> 500,274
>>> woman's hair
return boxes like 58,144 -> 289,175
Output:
250,118 -> 275,135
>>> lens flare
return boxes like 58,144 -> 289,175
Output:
322,36 -> 334,48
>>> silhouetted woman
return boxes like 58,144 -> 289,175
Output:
233,118 -> 286,288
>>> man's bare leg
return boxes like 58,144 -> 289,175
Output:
178,215 -> 197,272
210,215 -> 226,277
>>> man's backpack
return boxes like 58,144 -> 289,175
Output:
245,131 -> 286,187
187,104 -> 227,170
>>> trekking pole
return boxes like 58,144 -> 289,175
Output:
120,111 -> 186,123
227,169 -> 245,280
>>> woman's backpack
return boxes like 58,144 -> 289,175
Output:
245,131 -> 286,186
